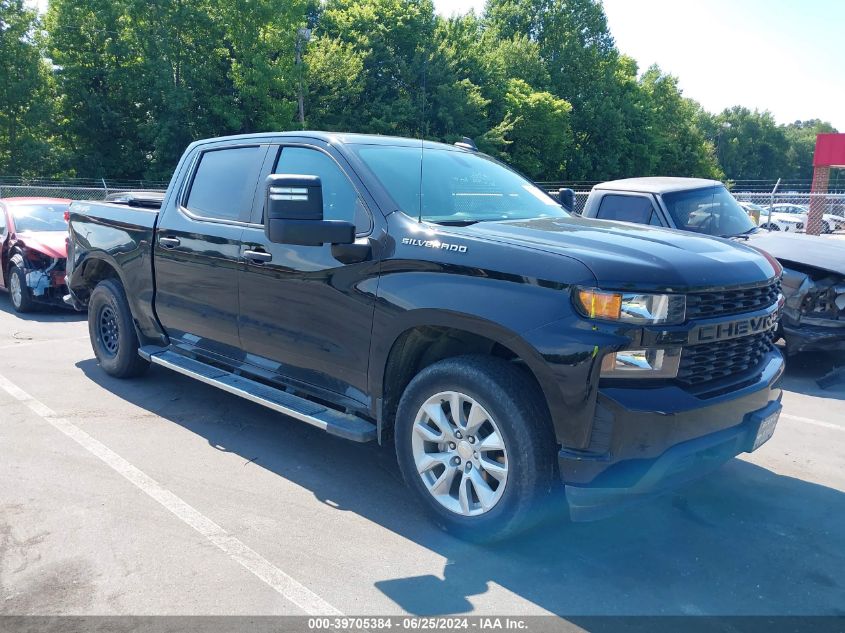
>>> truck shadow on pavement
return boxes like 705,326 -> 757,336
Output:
0,298 -> 85,323
76,359 -> 845,617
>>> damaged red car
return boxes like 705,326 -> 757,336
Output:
0,197 -> 71,313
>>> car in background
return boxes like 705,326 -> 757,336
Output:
581,178 -> 845,355
767,203 -> 843,233
0,197 -> 71,313
739,201 -> 803,232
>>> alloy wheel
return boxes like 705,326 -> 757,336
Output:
9,271 -> 23,308
411,391 -> 509,516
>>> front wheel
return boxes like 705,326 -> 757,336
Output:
8,265 -> 36,313
88,279 -> 149,378
395,356 -> 558,541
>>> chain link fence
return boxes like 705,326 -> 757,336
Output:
0,178 -> 168,201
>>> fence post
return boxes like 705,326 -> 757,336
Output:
101,178 -> 109,198
766,178 -> 781,230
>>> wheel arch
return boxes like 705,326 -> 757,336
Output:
371,310 -> 563,442
69,252 -> 128,302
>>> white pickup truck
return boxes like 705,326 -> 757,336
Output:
580,177 -> 845,356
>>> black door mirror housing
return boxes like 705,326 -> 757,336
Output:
558,188 -> 576,213
265,174 -> 355,246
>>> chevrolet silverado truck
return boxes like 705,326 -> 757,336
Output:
581,177 -> 845,355
66,134 -> 785,538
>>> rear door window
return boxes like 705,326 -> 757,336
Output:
186,146 -> 266,222
596,194 -> 660,225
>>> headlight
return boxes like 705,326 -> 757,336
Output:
601,348 -> 682,379
575,287 -> 686,325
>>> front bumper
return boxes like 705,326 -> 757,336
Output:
561,351 -> 784,521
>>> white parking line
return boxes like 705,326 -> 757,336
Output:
0,372 -> 343,616
782,412 -> 844,432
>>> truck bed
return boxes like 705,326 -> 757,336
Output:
66,200 -> 161,341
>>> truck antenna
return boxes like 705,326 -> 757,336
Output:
418,57 -> 427,224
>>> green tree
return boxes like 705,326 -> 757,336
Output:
783,119 -> 838,180
485,78 -> 573,179
215,0 -> 305,132
485,0 -> 637,179
704,107 -> 790,181
47,0 -> 307,179
638,65 -> 721,178
0,0 -> 57,176
46,0 -> 148,178
312,0 -> 436,136
303,35 -> 367,130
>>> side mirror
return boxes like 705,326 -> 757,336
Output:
558,188 -> 576,213
265,174 -> 355,246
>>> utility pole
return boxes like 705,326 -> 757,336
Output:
296,27 -> 312,129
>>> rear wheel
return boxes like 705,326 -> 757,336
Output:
823,221 -> 832,234
8,265 -> 35,313
88,279 -> 149,378
395,356 -> 558,541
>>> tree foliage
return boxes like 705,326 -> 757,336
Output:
0,0 -> 837,182
0,0 -> 56,176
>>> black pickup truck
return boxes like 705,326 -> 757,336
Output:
66,133 -> 784,538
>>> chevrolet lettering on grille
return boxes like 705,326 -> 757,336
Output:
691,310 -> 779,344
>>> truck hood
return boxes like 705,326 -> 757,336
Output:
748,231 -> 845,276
15,230 -> 68,259
466,216 -> 777,292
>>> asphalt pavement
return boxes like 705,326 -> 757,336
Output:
0,300 -> 843,618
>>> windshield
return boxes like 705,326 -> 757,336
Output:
352,145 -> 568,224
11,204 -> 69,232
662,186 -> 756,237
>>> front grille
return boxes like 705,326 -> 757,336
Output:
676,330 -> 776,387
686,281 -> 781,321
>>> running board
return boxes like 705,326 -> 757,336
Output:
139,347 -> 377,443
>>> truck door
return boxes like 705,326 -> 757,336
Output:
154,143 -> 269,359
237,142 -> 380,405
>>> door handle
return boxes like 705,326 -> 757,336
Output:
243,249 -> 273,264
158,236 -> 181,249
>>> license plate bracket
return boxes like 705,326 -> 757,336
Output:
750,408 -> 780,452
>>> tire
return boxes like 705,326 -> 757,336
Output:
394,355 -> 558,541
88,279 -> 149,378
823,221 -> 831,234
8,264 -> 36,313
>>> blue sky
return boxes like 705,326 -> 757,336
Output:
433,0 -> 845,130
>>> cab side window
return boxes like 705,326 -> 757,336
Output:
596,194 -> 661,226
274,147 -> 371,233
185,146 -> 266,222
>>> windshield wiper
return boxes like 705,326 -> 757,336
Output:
724,227 -> 759,240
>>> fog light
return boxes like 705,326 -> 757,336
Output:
600,348 -> 682,379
